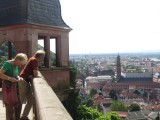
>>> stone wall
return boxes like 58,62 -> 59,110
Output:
33,71 -> 73,120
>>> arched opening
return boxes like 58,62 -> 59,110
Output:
0,41 -> 16,67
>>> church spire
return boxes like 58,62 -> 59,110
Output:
116,53 -> 121,80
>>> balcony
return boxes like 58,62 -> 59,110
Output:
0,71 -> 73,120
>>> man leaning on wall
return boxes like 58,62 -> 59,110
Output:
19,50 -> 45,120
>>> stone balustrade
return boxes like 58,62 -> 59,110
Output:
32,71 -> 73,120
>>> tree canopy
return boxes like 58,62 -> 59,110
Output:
109,90 -> 117,100
110,101 -> 128,112
77,105 -> 122,120
128,103 -> 140,112
89,88 -> 97,97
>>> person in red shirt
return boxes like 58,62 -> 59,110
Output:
20,50 -> 45,120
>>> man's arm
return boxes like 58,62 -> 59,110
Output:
33,69 -> 38,77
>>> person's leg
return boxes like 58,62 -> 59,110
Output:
21,86 -> 33,117
5,104 -> 14,120
14,100 -> 22,120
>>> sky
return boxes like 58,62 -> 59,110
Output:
54,0 -> 160,54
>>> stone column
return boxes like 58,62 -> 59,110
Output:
56,36 -> 61,67
44,36 -> 51,68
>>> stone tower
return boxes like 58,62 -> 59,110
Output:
0,0 -> 71,67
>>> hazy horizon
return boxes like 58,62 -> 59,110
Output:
69,49 -> 160,55
70,50 -> 160,55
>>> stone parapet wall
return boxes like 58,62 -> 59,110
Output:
40,67 -> 70,90
33,71 -> 72,120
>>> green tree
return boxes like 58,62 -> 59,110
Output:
77,105 -> 103,120
143,92 -> 148,97
78,107 -> 122,120
128,103 -> 140,112
62,66 -> 81,120
0,56 -> 7,67
109,90 -> 117,100
0,41 -> 17,64
86,98 -> 93,107
89,88 -> 97,97
110,101 -> 128,112
134,90 -> 140,95
98,112 -> 122,120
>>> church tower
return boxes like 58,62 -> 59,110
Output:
116,54 -> 121,80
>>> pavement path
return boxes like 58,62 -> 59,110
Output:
0,88 -> 34,120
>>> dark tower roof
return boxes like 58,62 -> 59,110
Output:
0,0 -> 70,29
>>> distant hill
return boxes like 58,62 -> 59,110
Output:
38,44 -> 56,64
